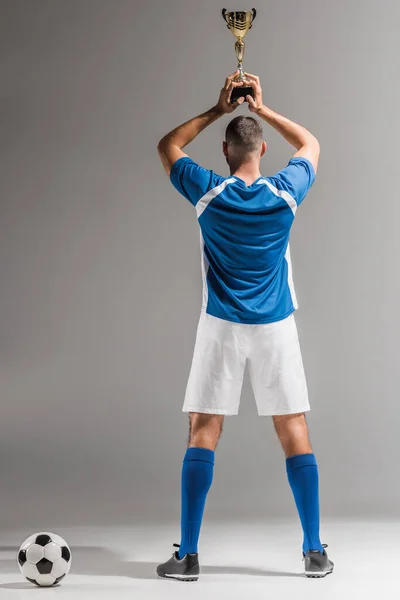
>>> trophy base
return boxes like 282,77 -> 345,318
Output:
230,85 -> 254,104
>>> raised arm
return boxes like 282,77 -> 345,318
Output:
245,73 -> 320,173
157,72 -> 245,176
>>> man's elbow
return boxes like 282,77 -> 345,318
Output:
311,135 -> 320,153
157,138 -> 173,176
296,135 -> 320,156
307,136 -> 320,163
157,138 -> 167,157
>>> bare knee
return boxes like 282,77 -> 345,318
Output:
188,413 -> 224,451
272,413 -> 312,458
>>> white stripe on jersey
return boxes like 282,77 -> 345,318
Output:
199,230 -> 209,309
257,179 -> 297,215
285,243 -> 298,309
196,178 -> 236,218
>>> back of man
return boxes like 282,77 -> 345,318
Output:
170,152 -> 315,324
156,72 -> 334,581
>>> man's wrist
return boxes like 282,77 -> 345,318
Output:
211,104 -> 225,118
255,103 -> 269,117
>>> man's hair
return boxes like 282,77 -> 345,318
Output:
225,115 -> 263,154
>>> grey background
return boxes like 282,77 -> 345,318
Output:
1,0 -> 399,531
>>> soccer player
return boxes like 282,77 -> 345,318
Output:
156,72 -> 334,580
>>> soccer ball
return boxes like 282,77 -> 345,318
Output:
17,532 -> 72,587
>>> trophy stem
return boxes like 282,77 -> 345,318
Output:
235,37 -> 245,66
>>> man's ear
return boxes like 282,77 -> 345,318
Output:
260,140 -> 267,157
222,140 -> 228,157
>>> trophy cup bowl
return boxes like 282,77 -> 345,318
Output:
222,8 -> 257,103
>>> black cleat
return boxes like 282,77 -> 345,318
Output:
303,543 -> 334,578
157,543 -> 200,582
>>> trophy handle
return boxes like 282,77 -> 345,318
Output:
222,8 -> 230,27
250,8 -> 257,24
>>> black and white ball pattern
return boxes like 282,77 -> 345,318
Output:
18,532 -> 72,587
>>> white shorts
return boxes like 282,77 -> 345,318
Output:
183,311 -> 310,416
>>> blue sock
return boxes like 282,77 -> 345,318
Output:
178,447 -> 214,559
286,453 -> 323,554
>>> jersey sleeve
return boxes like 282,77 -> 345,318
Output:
170,156 -> 222,207
270,157 -> 316,207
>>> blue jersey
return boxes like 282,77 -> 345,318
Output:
170,155 -> 315,324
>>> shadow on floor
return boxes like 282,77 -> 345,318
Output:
0,545 -> 303,586
0,581 -> 53,589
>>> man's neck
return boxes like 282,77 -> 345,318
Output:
230,161 -> 262,187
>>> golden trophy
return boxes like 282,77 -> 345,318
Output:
222,9 -> 257,103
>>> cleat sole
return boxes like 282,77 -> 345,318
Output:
157,572 -> 199,582
305,568 -> 333,578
